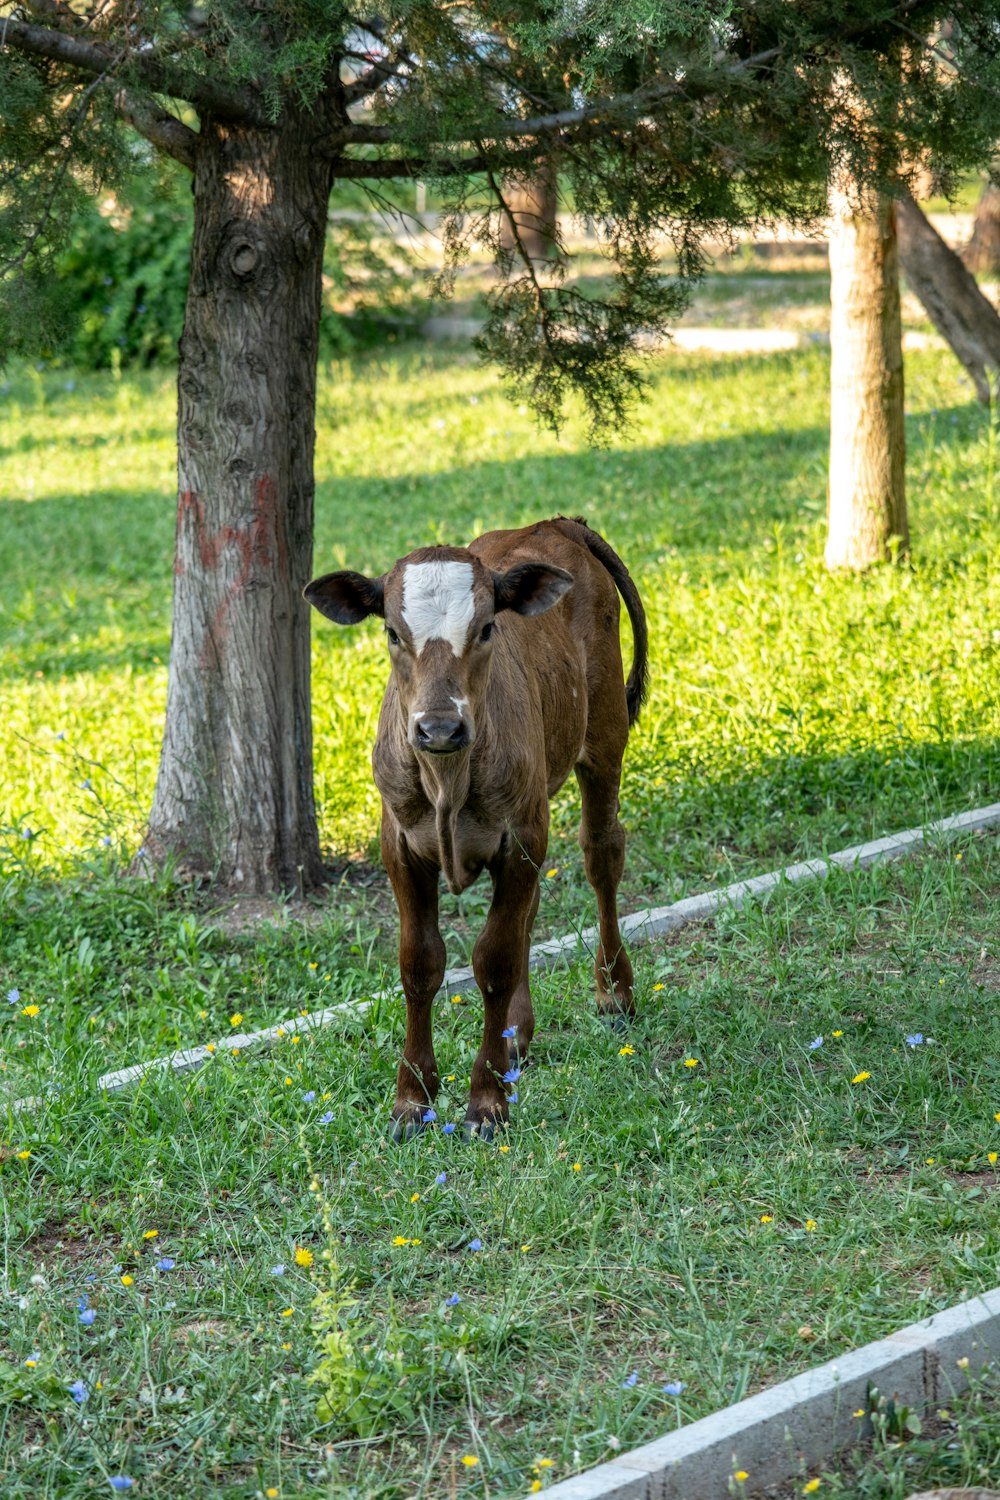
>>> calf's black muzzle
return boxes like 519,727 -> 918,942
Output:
415,716 -> 470,755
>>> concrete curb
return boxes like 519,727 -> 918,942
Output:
530,1288 -> 1000,1500
12,799 -> 997,1106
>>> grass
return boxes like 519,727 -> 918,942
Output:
3,322 -> 1000,1497
2,836 -> 1000,1498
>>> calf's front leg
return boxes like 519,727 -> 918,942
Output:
467,839 -> 543,1140
385,833 -> 446,1141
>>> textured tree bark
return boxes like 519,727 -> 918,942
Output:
826,183 -> 908,571
146,115 -> 333,892
897,188 -> 1000,404
964,180 -> 1000,277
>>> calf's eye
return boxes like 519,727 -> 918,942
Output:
479,622 -> 494,643
386,626 -> 400,646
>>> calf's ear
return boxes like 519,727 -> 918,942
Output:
493,562 -> 574,617
304,570 -> 385,624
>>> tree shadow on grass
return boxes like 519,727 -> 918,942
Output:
1,391 -> 988,683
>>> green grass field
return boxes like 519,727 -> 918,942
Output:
2,336 -> 1000,1498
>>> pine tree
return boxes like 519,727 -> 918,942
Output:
4,3 -> 1000,890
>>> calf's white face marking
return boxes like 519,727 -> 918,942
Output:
401,561 -> 476,656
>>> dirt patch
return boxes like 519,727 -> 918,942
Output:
23,1222 -> 115,1270
206,857 -> 392,936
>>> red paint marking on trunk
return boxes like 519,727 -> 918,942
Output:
174,479 -> 288,668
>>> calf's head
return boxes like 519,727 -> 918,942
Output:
305,546 -> 573,755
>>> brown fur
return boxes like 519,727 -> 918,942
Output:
306,516 -> 648,1136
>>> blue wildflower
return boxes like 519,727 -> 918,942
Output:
422,1108 -> 437,1123
76,1296 -> 89,1312
54,731 -> 65,741
302,1090 -> 316,1102
82,779 -> 92,791
906,1033 -> 924,1047
502,1067 -> 520,1084
155,1258 -> 176,1271
319,1111 -> 335,1125
435,1172 -> 447,1186
79,1308 -> 96,1326
509,1092 -> 518,1104
445,1292 -> 461,1306
443,1123 -> 456,1135
7,989 -> 19,1005
271,1264 -> 286,1276
468,1238 -> 482,1252
108,1479 -> 133,1492
101,836 -> 111,847
808,1036 -> 823,1050
623,1371 -> 639,1388
662,1380 -> 686,1396
68,1379 -> 88,1403
501,1026 -> 517,1038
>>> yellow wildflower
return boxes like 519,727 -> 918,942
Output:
294,1247 -> 313,1268
21,1004 -> 40,1018
121,1274 -> 134,1287
461,1455 -> 479,1467
852,1072 -> 870,1083
230,1012 -> 243,1027
683,1057 -> 699,1068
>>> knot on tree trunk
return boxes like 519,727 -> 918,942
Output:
229,238 -> 261,279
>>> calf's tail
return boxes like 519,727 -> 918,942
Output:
560,516 -> 649,727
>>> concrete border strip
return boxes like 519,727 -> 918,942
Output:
20,799 -> 997,1103
527,1287 -> 1000,1500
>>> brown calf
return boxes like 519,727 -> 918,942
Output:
305,516 -> 648,1139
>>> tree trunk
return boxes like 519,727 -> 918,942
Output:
964,180 -> 1000,277
499,160 -> 560,267
146,115 -> 333,893
826,184 -> 908,571
897,187 -> 1000,404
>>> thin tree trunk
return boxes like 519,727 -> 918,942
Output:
897,187 -> 1000,404
498,160 -> 560,267
146,115 -> 333,893
964,180 -> 1000,277
826,184 -> 908,571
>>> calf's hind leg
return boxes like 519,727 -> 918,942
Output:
575,756 -> 635,1019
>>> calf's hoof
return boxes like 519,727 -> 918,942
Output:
462,1106 -> 508,1144
389,1108 -> 428,1143
600,1012 -> 632,1034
